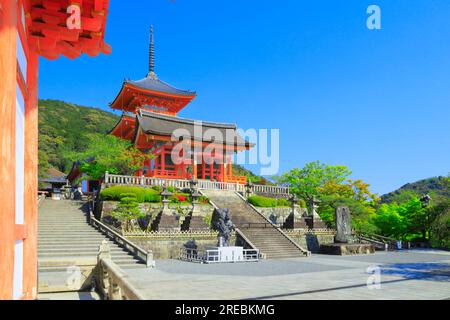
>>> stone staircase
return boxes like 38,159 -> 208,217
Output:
201,190 -> 310,259
38,200 -> 145,293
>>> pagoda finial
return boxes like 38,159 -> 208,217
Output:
147,25 -> 157,79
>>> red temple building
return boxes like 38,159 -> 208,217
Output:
109,27 -> 253,184
0,0 -> 110,300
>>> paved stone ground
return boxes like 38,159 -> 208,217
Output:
122,249 -> 450,300
38,292 -> 100,300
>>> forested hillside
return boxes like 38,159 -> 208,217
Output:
381,177 -> 450,203
38,99 -> 119,176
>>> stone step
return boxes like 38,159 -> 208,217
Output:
38,235 -> 107,239
39,231 -> 104,236
38,251 -> 134,258
38,247 -> 128,254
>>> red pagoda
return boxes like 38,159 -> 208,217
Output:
109,27 -> 253,184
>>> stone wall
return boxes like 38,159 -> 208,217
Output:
257,207 -> 308,225
99,200 -> 214,231
284,230 -> 335,253
127,232 -> 237,260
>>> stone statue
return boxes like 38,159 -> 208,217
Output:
216,208 -> 234,247
335,206 -> 352,243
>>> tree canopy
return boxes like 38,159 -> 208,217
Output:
65,134 -> 149,180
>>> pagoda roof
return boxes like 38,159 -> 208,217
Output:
109,75 -> 196,114
126,73 -> 196,97
135,110 -> 254,148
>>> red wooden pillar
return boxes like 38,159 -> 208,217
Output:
23,49 -> 39,300
0,0 -> 18,300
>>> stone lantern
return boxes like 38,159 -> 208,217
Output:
189,179 -> 198,192
160,185 -> 173,214
310,196 -> 321,219
191,188 -> 202,215
290,194 -> 299,215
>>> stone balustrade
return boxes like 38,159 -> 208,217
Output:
104,173 -> 290,195
96,241 -> 146,300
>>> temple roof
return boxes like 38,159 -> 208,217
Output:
136,110 -> 254,148
39,167 -> 67,184
126,73 -> 196,97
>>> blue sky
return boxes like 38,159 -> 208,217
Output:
38,0 -> 450,195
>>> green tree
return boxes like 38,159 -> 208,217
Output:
430,200 -> 450,249
372,198 -> 425,240
65,134 -> 149,180
111,193 -> 145,233
280,161 -> 352,205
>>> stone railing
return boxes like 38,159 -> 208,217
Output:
179,247 -> 260,264
283,229 -> 336,235
124,230 -> 220,238
88,201 -> 155,267
234,192 -> 311,257
251,184 -> 290,196
103,173 -> 290,195
96,241 -> 146,300
355,232 -> 400,251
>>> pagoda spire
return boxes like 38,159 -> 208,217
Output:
147,25 -> 157,79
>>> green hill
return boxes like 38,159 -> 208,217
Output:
381,176 -> 450,204
38,99 -> 119,176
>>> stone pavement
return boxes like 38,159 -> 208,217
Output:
122,250 -> 450,300
38,291 -> 100,300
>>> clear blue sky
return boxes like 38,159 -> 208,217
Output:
38,0 -> 450,195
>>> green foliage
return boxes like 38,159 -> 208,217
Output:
371,198 -> 425,240
38,99 -> 119,175
232,164 -> 272,185
319,196 -> 377,232
101,186 -> 161,203
430,202 -> 450,249
111,193 -> 145,232
248,196 -> 278,207
248,195 -> 302,208
198,196 -> 210,204
169,193 -> 191,203
203,214 -> 213,228
280,161 -> 352,203
65,133 -> 147,180
275,198 -> 291,207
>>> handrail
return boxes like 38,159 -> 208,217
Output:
234,191 -> 311,257
104,173 -> 289,195
179,246 -> 260,263
198,190 -> 259,253
234,228 -> 264,258
239,222 -> 274,229
87,200 -> 155,268
97,257 -> 146,300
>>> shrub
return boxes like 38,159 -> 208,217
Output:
144,193 -> 162,203
198,196 -> 210,204
169,193 -> 191,203
111,193 -> 145,232
100,186 -> 161,203
248,195 -> 278,207
276,198 -> 290,207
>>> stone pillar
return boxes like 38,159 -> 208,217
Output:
245,181 -> 254,199
191,188 -> 202,215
